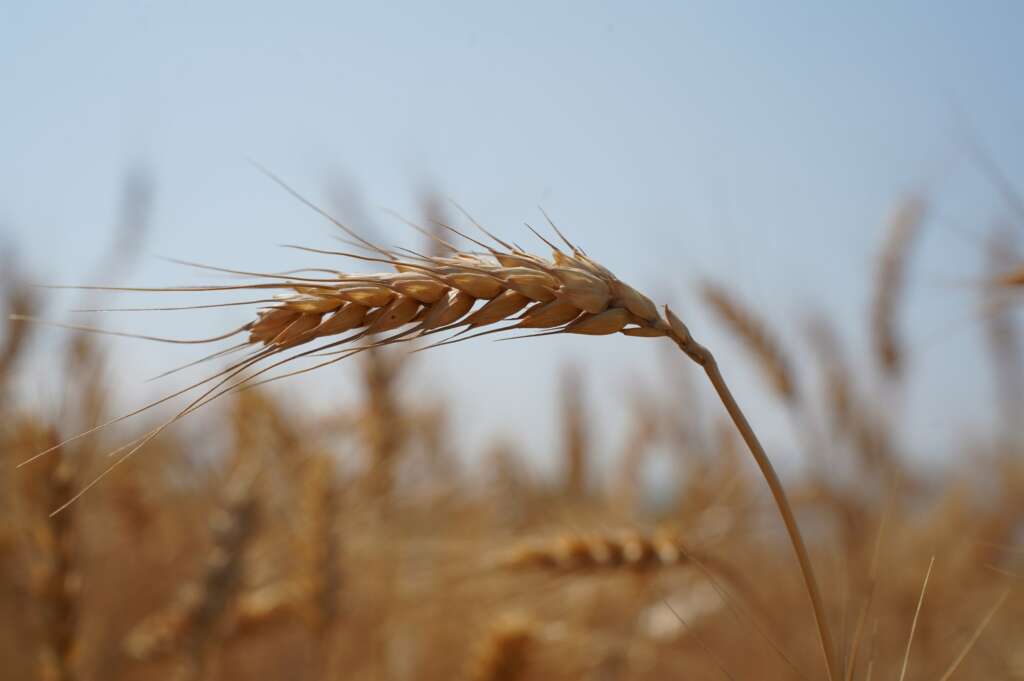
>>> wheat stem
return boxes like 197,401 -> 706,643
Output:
664,317 -> 838,681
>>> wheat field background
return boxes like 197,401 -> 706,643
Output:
2,188 -> 1024,679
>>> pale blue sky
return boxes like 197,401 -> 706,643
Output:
3,2 -> 1022,472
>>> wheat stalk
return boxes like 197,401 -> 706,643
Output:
662,306 -> 839,679
23,181 -> 840,680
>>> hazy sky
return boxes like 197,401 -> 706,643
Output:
3,2 -> 1023,474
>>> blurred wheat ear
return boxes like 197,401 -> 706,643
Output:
871,194 -> 925,381
18,176 -> 841,680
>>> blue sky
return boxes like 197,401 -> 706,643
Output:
3,2 -> 1022,472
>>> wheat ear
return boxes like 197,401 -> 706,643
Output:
871,195 -> 925,380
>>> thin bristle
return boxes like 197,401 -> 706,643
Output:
380,207 -> 460,254
447,198 -> 518,252
897,556 -> 935,681
71,299 -> 278,313
156,257 -> 346,283
248,160 -> 394,258
10,316 -> 251,345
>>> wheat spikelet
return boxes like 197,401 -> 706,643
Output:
871,195 -> 925,379
699,280 -> 797,403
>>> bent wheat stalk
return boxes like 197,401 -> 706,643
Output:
21,184 -> 838,680
662,308 -> 838,680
